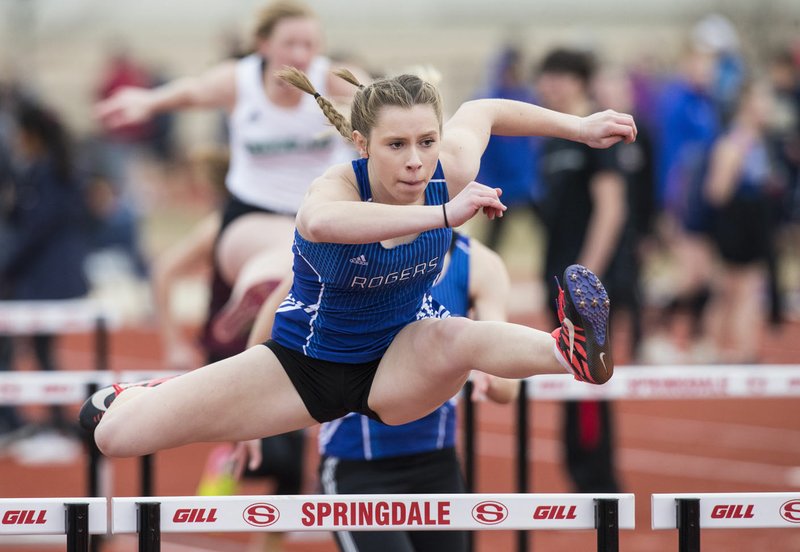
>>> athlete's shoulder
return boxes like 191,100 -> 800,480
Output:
307,162 -> 360,199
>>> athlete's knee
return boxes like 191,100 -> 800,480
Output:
426,317 -> 475,377
94,415 -> 140,458
94,420 -> 124,457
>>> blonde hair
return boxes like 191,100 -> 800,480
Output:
253,0 -> 315,41
277,67 -> 444,143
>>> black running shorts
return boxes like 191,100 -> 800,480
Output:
264,339 -> 384,423
219,195 -> 292,235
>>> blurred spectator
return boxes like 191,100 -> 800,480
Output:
593,66 -> 656,358
692,13 -> 746,124
768,48 -> 800,320
147,67 -> 178,164
0,101 -> 89,446
653,42 -> 721,360
0,81 -> 19,443
93,46 -> 158,216
768,49 -> 800,223
475,46 -> 540,252
705,80 -> 780,362
83,172 -> 149,278
535,48 -> 626,493
96,47 -> 156,144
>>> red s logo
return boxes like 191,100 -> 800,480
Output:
243,503 -> 280,527
471,501 -> 508,525
780,500 -> 800,523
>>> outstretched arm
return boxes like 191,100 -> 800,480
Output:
296,165 -> 506,244
440,99 -> 637,191
95,61 -> 237,129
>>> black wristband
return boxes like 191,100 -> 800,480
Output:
442,203 -> 450,228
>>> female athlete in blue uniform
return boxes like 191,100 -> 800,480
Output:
239,231 -> 515,552
80,67 -> 636,458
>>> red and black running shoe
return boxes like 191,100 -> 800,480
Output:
78,376 -> 175,432
551,264 -> 613,385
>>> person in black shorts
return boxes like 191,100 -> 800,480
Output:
536,49 -> 630,493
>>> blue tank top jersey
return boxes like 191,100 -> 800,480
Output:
320,233 -> 472,460
271,157 -> 452,363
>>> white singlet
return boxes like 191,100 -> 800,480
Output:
226,54 -> 352,214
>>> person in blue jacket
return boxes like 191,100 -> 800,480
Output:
1,101 -> 89,435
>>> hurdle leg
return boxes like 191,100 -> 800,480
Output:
141,455 -> 154,496
84,382 -> 104,552
137,502 -> 161,552
516,379 -> 530,552
595,498 -> 619,552
677,498 -> 701,552
463,380 -> 476,552
66,503 -> 89,552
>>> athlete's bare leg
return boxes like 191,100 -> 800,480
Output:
212,213 -> 295,341
369,317 -> 562,425
94,346 -> 314,457
215,213 -> 296,286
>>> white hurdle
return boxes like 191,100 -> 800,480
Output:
652,492 -> 800,552
0,498 -> 106,552
525,365 -> 800,401
113,493 -> 634,552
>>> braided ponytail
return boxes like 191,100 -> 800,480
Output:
278,66 -> 444,146
332,68 -> 364,90
275,67 -> 353,141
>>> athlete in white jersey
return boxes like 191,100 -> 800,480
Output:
81,66 -> 637,463
95,0 -> 362,342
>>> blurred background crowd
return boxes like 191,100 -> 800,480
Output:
0,0 -> 799,486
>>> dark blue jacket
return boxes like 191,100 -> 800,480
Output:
1,158 -> 89,300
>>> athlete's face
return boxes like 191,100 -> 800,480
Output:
258,16 -> 321,73
356,104 -> 441,205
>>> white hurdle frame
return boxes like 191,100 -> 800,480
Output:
113,493 -> 634,552
652,492 -> 800,552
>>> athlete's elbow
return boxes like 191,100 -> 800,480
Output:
297,209 -> 336,243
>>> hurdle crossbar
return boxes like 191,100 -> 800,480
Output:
652,493 -> 800,552
525,365 -> 800,401
113,493 -> 633,550
4,365 -> 798,406
0,299 -> 118,335
0,370 -> 183,406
